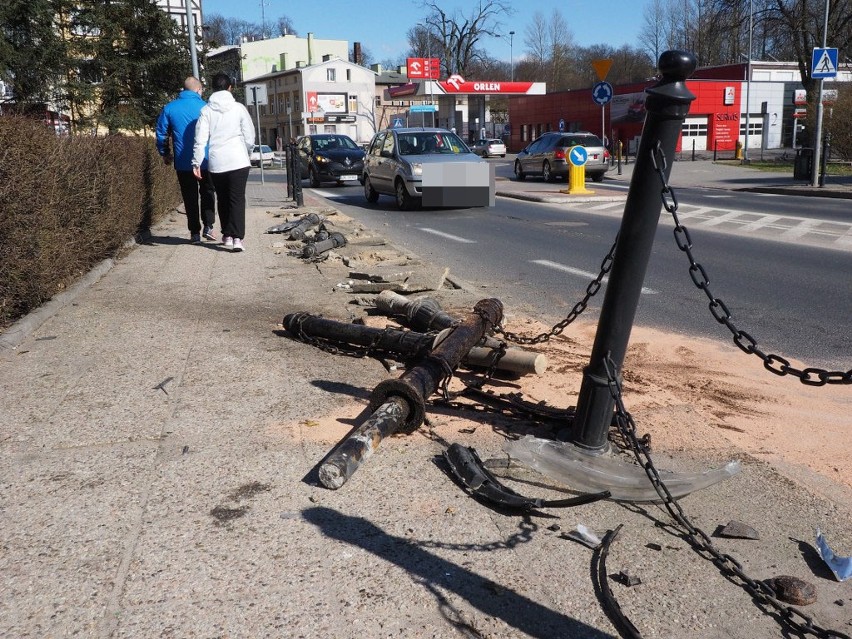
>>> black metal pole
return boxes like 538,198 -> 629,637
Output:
285,144 -> 293,198
291,142 -> 303,207
570,51 -> 697,451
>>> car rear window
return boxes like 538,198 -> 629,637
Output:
560,135 -> 603,147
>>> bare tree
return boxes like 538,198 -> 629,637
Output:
522,9 -> 575,90
203,14 -> 261,46
275,15 -> 298,37
640,0 -> 668,64
419,0 -> 512,77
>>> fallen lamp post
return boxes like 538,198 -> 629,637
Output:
283,311 -> 546,376
318,298 -> 503,489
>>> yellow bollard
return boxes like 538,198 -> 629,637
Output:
735,140 -> 743,160
560,146 -> 594,195
559,163 -> 594,195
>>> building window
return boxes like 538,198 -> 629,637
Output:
375,96 -> 381,107
739,116 -> 762,135
327,68 -> 336,81
349,95 -> 357,113
346,69 -> 351,81
682,121 -> 708,136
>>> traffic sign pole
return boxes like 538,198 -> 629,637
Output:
811,3 -> 835,186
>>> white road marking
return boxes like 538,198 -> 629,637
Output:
419,228 -> 476,243
531,260 -> 658,295
780,218 -> 820,239
310,189 -> 345,198
739,214 -> 782,232
704,194 -> 734,198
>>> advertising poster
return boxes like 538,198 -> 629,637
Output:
610,91 -> 646,123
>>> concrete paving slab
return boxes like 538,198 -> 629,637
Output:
2,169 -> 851,639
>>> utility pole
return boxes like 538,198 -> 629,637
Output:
743,0 -> 752,164
184,0 -> 199,79
811,0 -> 830,187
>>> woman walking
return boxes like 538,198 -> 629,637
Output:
192,73 -> 255,252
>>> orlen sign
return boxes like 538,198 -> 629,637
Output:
438,74 -> 536,94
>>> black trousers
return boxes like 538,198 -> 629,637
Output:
210,167 -> 250,240
176,169 -> 216,233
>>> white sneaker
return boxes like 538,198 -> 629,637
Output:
223,236 -> 234,249
232,238 -> 244,252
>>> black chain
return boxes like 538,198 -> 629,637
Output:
494,237 -> 617,345
601,354 -> 850,639
650,142 -> 851,386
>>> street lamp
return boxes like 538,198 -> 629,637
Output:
509,30 -> 515,82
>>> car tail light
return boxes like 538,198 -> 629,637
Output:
554,149 -> 566,159
604,150 -> 610,161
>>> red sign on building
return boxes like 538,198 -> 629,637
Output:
438,74 -> 536,94
406,57 -> 440,80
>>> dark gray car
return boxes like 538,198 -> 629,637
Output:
514,132 -> 610,182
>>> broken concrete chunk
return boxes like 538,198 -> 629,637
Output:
718,520 -> 760,540
763,575 -> 817,606
613,570 -> 641,587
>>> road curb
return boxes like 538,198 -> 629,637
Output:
496,190 -> 626,204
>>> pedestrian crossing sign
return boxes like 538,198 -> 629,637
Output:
811,48 -> 838,79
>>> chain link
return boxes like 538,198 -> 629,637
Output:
650,142 -> 851,386
601,354 -> 850,639
493,237 -> 617,345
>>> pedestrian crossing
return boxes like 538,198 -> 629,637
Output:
562,200 -> 852,253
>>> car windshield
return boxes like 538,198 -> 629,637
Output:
312,135 -> 359,151
396,132 -> 470,155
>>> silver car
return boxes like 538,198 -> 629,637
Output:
472,138 -> 507,158
362,128 -> 485,210
514,132 -> 610,182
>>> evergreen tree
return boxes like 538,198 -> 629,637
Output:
0,0 -> 68,113
68,0 -> 190,133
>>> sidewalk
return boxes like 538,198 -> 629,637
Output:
1,173 -> 850,638
495,156 -> 852,204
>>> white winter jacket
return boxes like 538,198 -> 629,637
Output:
192,90 -> 255,173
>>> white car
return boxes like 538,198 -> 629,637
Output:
250,144 -> 274,168
472,138 -> 507,158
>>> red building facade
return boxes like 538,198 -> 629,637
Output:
508,78 -> 743,155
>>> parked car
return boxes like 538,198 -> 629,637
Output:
472,138 -> 507,158
361,127 -> 485,210
514,132 -> 610,182
296,134 -> 365,186
250,144 -> 274,168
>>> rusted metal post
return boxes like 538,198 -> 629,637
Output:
302,231 -> 346,258
570,51 -> 696,451
375,290 -> 456,332
318,298 -> 503,489
287,212 -> 322,240
283,312 -> 545,375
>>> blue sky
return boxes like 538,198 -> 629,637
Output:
201,0 -> 647,64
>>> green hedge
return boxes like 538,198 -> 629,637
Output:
0,117 -> 182,329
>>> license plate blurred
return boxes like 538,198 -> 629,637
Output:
339,174 -> 357,181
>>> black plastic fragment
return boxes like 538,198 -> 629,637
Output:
443,443 -> 610,511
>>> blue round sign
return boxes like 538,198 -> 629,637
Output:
567,146 -> 588,167
592,81 -> 613,106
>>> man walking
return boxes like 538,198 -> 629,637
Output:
192,73 -> 254,253
156,77 -> 217,244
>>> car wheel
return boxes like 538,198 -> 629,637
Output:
514,160 -> 526,181
364,176 -> 379,203
501,154 -> 506,158
591,173 -> 604,183
395,179 -> 414,210
543,161 -> 555,182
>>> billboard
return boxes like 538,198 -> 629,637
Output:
306,92 -> 347,114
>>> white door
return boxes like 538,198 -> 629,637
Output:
681,116 -> 708,151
